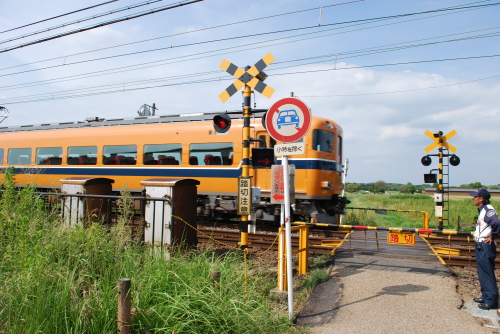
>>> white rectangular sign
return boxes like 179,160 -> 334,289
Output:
274,142 -> 305,156
238,177 -> 252,215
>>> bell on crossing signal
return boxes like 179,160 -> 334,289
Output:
449,154 -> 460,166
421,155 -> 432,166
213,113 -> 231,133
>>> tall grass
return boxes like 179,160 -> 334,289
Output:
344,193 -> 500,229
0,169 -> 298,334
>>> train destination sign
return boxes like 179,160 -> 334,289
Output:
265,97 -> 311,144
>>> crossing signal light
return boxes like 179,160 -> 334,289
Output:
213,113 -> 231,133
450,154 -> 460,166
421,155 -> 432,166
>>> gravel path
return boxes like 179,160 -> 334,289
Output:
302,254 -> 496,334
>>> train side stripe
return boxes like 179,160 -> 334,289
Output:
10,158 -> 342,177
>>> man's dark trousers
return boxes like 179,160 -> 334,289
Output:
476,241 -> 499,307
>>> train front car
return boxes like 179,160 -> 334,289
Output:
0,112 -> 348,225
249,115 -> 348,225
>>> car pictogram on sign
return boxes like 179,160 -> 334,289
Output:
276,109 -> 300,129
265,97 -> 311,143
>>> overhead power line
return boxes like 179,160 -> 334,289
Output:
0,0 -> 119,34
296,74 -> 500,97
0,0 -> 364,72
1,1 -> 497,79
1,53 -> 499,105
0,0 -> 167,44
0,0 -> 205,54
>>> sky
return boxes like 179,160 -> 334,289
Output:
0,0 -> 499,186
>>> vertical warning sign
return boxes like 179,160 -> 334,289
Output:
270,165 -> 295,205
238,177 -> 252,215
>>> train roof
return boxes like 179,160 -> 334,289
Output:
0,110 -> 268,133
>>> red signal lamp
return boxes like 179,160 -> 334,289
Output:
213,114 -> 231,133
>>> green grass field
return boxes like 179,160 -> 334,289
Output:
0,169 -> 304,334
343,193 -> 499,230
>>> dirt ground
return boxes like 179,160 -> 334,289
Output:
451,266 -> 500,304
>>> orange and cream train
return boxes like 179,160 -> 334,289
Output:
0,112 -> 348,224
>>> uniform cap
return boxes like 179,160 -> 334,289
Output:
469,188 -> 491,200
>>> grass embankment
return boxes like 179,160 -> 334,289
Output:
0,169 -> 303,334
343,193 -> 499,230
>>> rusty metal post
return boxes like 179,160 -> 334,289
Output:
118,278 -> 131,334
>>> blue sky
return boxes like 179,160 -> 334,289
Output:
0,0 -> 499,186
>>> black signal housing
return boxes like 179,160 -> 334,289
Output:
213,113 -> 231,133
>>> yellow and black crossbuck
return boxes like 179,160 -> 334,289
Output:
218,52 -> 275,103
424,130 -> 457,153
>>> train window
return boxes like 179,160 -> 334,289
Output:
313,130 -> 334,153
143,144 -> 182,165
36,147 -> 62,165
0,149 -> 3,164
103,145 -> 137,165
68,146 -> 97,165
189,143 -> 233,166
8,148 -> 31,165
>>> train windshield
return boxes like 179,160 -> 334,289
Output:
312,130 -> 334,153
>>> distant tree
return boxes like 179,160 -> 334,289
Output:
407,182 -> 416,194
345,183 -> 359,193
369,182 -> 386,194
489,185 -> 500,190
415,185 -> 426,194
374,180 -> 388,192
399,184 -> 409,194
388,183 -> 402,191
459,182 -> 485,189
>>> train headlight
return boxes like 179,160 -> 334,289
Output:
321,181 -> 333,190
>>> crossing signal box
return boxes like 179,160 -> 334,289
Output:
251,148 -> 275,168
213,113 -> 231,133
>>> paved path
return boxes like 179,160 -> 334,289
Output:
296,230 -> 499,333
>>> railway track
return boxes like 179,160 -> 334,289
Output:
197,225 -> 350,255
197,224 -> 496,268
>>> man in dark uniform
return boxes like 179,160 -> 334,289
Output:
470,188 -> 500,310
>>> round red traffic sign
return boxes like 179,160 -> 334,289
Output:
265,97 -> 311,143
